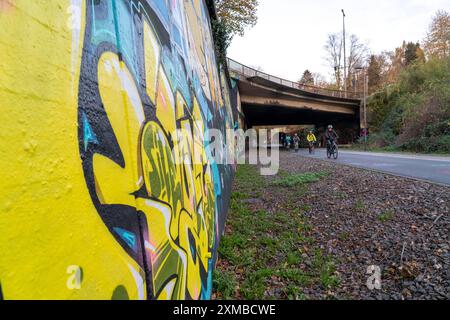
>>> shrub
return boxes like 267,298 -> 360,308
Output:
367,56 -> 450,153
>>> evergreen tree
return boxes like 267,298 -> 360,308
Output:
299,70 -> 315,86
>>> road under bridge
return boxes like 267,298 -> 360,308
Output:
228,58 -> 364,143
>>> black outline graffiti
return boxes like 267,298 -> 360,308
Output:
77,0 -> 236,300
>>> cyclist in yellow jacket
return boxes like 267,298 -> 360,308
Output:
307,131 -> 317,154
307,131 -> 317,143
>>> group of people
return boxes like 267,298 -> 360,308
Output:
281,125 -> 339,154
281,130 -> 317,152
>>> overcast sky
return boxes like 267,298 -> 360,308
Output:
228,0 -> 449,82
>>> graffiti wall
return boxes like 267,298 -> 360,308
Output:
0,0 -> 237,300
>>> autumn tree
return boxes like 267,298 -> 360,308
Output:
415,46 -> 426,64
213,0 -> 259,64
378,41 -> 426,85
383,43 -> 407,84
215,0 -> 259,39
367,55 -> 382,92
423,10 -> 450,59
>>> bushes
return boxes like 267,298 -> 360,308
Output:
367,57 -> 450,153
397,92 -> 450,151
399,135 -> 450,153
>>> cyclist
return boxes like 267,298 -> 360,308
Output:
325,125 -> 339,153
285,135 -> 292,149
307,130 -> 317,153
280,133 -> 285,148
293,133 -> 300,152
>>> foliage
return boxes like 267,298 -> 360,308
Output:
404,42 -> 425,66
367,42 -> 426,93
367,56 -> 450,153
215,0 -> 259,38
367,55 -> 382,92
211,18 -> 232,66
213,0 -> 259,66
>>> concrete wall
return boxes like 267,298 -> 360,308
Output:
0,0 -> 237,300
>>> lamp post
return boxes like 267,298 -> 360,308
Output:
342,9 -> 347,98
356,66 -> 368,151
364,72 -> 368,151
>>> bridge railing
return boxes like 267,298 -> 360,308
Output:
227,58 -> 363,100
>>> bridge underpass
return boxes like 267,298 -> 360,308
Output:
228,58 -> 364,144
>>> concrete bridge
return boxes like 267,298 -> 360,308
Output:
228,58 -> 364,142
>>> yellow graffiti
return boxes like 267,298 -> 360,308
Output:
0,0 -> 144,300
0,0 -> 233,300
93,20 -> 217,299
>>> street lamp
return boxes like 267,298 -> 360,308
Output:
355,66 -> 368,151
342,9 -> 347,98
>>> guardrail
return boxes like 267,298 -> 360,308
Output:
227,58 -> 363,100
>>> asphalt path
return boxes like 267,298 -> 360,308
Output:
294,148 -> 450,186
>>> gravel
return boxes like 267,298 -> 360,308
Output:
263,151 -> 450,300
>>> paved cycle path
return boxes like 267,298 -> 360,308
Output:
296,149 -> 450,186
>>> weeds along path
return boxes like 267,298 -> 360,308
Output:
213,151 -> 449,300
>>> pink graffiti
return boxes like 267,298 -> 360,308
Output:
0,0 -> 14,13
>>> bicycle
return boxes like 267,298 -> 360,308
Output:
308,142 -> 315,155
327,140 -> 339,160
285,142 -> 291,150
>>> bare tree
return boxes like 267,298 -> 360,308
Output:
324,33 -> 369,92
346,35 -> 370,91
324,33 -> 343,89
312,72 -> 327,86
423,10 -> 450,59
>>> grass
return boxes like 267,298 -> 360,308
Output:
271,172 -> 329,188
338,231 -> 351,241
213,269 -> 237,300
344,145 -> 450,156
378,210 -> 395,222
287,252 -> 302,265
213,165 -> 339,300
312,249 -> 341,289
355,199 -> 366,211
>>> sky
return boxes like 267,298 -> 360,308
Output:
228,0 -> 449,82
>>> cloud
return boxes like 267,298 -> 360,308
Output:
228,0 -> 447,82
